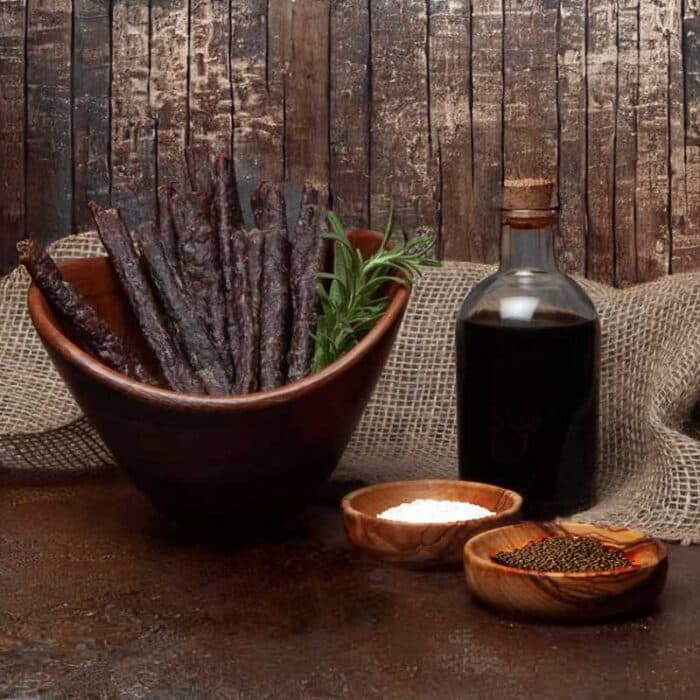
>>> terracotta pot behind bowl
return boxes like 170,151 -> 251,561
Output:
27,230 -> 410,529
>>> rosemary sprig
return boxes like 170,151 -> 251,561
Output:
310,207 -> 439,372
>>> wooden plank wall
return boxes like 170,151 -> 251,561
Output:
1,0 -> 699,283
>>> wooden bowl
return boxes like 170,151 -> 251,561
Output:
464,521 -> 668,621
342,480 -> 522,567
27,230 -> 409,529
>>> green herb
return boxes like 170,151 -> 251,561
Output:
310,206 -> 439,372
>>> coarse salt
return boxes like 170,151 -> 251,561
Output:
376,498 -> 495,524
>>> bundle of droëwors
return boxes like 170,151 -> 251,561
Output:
19,148 -> 329,396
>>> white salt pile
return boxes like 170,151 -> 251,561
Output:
377,498 -> 495,524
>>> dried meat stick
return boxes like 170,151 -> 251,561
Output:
247,228 -> 264,392
157,184 -> 180,272
288,184 -> 331,381
89,203 -> 202,394
17,239 -> 156,385
170,190 -> 232,382
134,222 -> 233,395
184,144 -> 214,196
213,155 -> 243,231
251,181 -> 287,231
230,228 -> 256,393
259,227 -> 291,390
213,156 -> 244,376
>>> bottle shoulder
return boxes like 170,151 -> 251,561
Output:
458,269 -> 598,322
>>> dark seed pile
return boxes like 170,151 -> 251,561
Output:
493,536 -> 631,573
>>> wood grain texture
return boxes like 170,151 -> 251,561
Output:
667,0 -> 687,276
465,521 -> 668,621
636,0 -> 671,281
73,0 -> 111,230
111,0 -> 156,231
369,0 -> 437,239
503,0 -> 558,184
150,0 -> 189,186
2,0 -> 700,282
0,0 -> 25,266
614,0 -> 639,286
329,0 -> 369,227
556,0 -> 587,274
189,0 -> 232,155
428,0 -> 472,260
342,479 -> 522,567
26,0 -> 73,241
586,0 -> 617,283
470,0 -> 503,263
285,0 -> 329,189
678,1 -> 700,273
230,0 -> 285,219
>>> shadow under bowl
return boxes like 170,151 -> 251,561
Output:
464,520 -> 668,621
27,230 -> 409,530
342,479 -> 523,567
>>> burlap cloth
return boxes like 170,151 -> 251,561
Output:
2,232 -> 700,543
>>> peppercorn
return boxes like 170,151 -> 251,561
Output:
492,536 -> 631,572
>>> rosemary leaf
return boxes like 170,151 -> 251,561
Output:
310,211 -> 438,373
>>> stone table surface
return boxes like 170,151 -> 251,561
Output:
1,476 -> 698,699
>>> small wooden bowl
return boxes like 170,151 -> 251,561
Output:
342,480 -> 522,567
464,521 -> 668,621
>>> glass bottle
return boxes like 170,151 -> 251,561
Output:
455,179 -> 600,519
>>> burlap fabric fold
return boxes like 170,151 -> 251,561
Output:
2,232 -> 699,542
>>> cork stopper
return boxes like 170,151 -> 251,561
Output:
502,177 -> 556,228
502,177 -> 555,210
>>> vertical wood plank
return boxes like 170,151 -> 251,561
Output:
230,0 -> 285,216
285,0 -> 330,189
428,0 -> 472,260
556,0 -> 587,274
0,0 -> 25,270
667,0 -> 687,275
26,0 -> 73,242
470,0 -> 503,263
586,0 -> 617,283
503,0 -> 558,182
636,0 -> 670,281
189,0 -> 232,155
150,0 -> 189,186
111,0 -> 156,231
677,0 -> 700,272
370,0 -> 437,238
614,0 -> 639,286
72,0 -> 111,230
329,0 -> 370,227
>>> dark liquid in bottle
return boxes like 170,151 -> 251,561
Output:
456,310 -> 599,518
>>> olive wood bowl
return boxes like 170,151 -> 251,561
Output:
342,479 -> 523,567
27,230 -> 409,529
464,521 -> 668,621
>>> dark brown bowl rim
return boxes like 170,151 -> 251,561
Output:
27,229 -> 411,412
341,479 -> 523,531
464,521 -> 668,579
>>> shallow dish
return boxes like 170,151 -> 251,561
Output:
341,479 -> 522,567
464,521 -> 668,621
27,230 -> 409,528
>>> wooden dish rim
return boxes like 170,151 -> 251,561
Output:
464,521 -> 668,579
341,479 -> 523,530
27,229 -> 410,412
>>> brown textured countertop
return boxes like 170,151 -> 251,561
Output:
1,476 -> 698,698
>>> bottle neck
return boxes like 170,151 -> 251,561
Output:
499,223 -> 557,273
